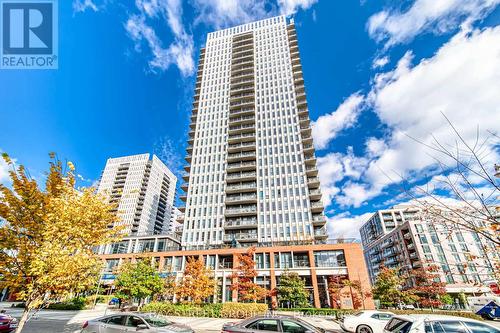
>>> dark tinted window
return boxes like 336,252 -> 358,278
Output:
125,316 -> 145,327
431,321 -> 467,333
106,316 -> 125,325
282,320 -> 310,333
247,319 -> 279,331
463,321 -> 500,333
385,318 -> 412,333
372,313 -> 393,320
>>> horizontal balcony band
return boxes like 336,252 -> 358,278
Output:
311,202 -> 324,213
224,206 -> 258,217
226,171 -> 257,183
309,189 -> 322,200
307,177 -> 320,188
227,141 -> 256,153
229,108 -> 255,118
226,161 -> 257,171
228,115 -> 255,127
228,132 -> 256,144
224,218 -> 258,230
223,233 -> 258,242
305,166 -> 318,176
225,182 -> 257,193
227,151 -> 256,162
225,193 -> 258,204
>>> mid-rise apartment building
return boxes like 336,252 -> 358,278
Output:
179,15 -> 326,248
361,205 -> 499,295
97,154 -> 177,235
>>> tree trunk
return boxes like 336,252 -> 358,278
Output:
15,306 -> 30,333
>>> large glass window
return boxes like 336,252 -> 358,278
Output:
314,250 -> 346,267
110,241 -> 128,254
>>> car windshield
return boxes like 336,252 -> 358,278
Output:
142,314 -> 172,327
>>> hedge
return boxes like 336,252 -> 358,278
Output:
391,309 -> 483,321
278,307 -> 357,319
141,302 -> 223,318
141,302 -> 267,319
221,302 -> 268,319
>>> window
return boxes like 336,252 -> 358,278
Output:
247,319 -> 279,331
463,321 -> 500,333
125,316 -> 145,327
429,321 -> 468,333
385,318 -> 412,333
371,313 -> 393,320
106,315 -> 125,326
282,320 -> 310,333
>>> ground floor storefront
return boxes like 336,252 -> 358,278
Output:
99,242 -> 375,310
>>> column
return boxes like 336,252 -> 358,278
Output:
308,249 -> 321,308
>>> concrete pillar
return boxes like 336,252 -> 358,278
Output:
269,251 -> 277,307
232,253 -> 239,302
308,250 -> 321,308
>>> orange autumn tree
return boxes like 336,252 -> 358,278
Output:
0,153 -> 122,333
230,247 -> 268,302
176,256 -> 216,304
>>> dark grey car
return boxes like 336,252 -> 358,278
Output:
221,315 -> 334,333
81,312 -> 194,333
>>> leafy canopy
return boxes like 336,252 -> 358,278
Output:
115,260 -> 164,304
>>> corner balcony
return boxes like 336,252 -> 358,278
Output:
314,227 -> 328,240
227,151 -> 256,162
312,214 -> 326,226
310,201 -> 324,213
226,171 -> 257,183
189,121 -> 196,130
179,194 -> 187,202
223,232 -> 258,243
300,125 -> 312,136
225,182 -> 257,194
227,141 -> 256,153
224,205 -> 257,217
305,165 -> 318,177
224,217 -> 258,230
307,177 -> 320,189
181,172 -> 189,182
226,193 -> 258,205
183,164 -> 191,172
185,154 -> 192,163
309,188 -> 322,200
181,183 -> 188,192
304,154 -> 317,165
303,144 -> 314,154
226,161 -> 256,172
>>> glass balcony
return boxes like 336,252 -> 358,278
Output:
310,201 -> 324,213
226,171 -> 257,183
225,182 -> 257,193
224,205 -> 258,217
226,160 -> 256,171
225,193 -> 258,204
227,151 -> 256,162
224,217 -> 258,230
223,232 -> 258,242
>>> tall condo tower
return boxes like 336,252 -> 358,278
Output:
180,16 -> 327,248
97,154 -> 177,235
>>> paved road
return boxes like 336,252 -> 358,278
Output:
2,303 -> 499,333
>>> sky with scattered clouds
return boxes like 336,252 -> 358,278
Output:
1,0 -> 499,240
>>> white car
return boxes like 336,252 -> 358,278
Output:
341,310 -> 394,333
383,314 -> 500,333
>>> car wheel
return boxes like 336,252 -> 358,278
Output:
356,325 -> 373,333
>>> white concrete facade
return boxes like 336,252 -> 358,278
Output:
97,154 -> 177,235
180,16 -> 327,248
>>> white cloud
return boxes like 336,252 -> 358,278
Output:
192,0 -> 272,29
73,0 -> 99,13
317,147 -> 369,207
326,212 -> 372,240
319,25 -> 500,209
0,159 -> 10,185
372,55 -> 389,69
126,0 -> 194,75
312,93 -> 364,150
278,0 -> 318,15
367,0 -> 500,47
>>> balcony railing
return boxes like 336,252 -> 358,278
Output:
226,182 -> 257,191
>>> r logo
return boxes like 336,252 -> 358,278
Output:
2,2 -> 52,54
1,0 -> 57,69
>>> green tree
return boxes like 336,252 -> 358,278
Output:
372,266 -> 416,308
0,153 -> 121,333
115,260 -> 164,307
440,294 -> 453,305
277,271 -> 310,308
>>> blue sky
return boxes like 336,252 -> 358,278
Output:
1,0 -> 500,239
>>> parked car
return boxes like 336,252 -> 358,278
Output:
340,310 -> 394,333
81,312 -> 194,333
221,315 -> 334,333
0,310 -> 18,333
383,314 -> 500,333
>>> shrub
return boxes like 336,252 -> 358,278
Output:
278,307 -> 357,320
221,302 -> 268,319
141,302 -> 222,318
47,297 -> 86,310
391,309 -> 482,321
84,294 -> 114,306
